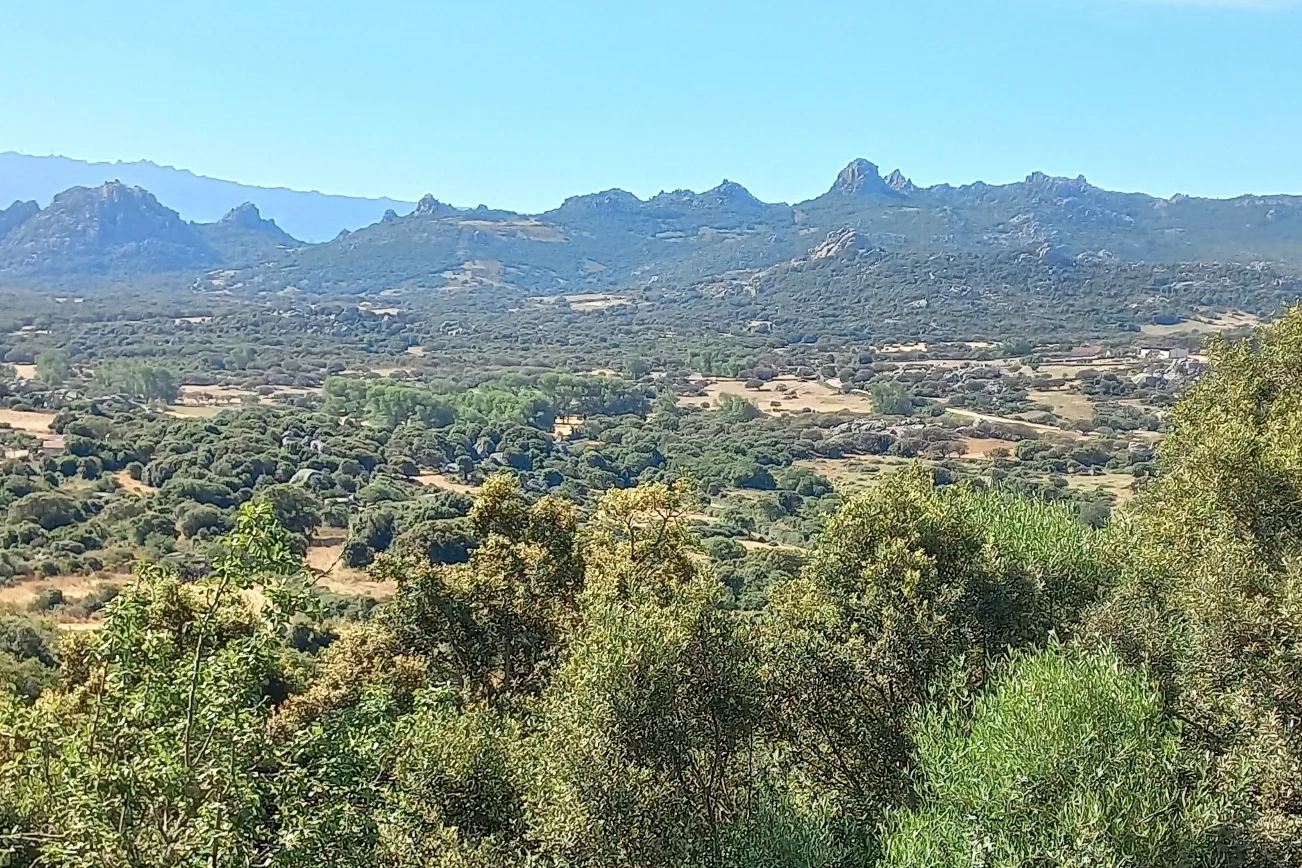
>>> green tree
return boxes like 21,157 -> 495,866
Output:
257,483 -> 323,537
34,350 -> 70,387
92,360 -> 180,403
758,467 -> 1111,827
0,502 -> 305,867
6,491 -> 82,531
523,482 -> 764,868
868,381 -> 913,416
381,473 -> 584,702
881,649 -> 1224,867
1084,306 -> 1302,860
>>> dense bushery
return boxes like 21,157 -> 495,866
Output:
1,309 -> 1300,867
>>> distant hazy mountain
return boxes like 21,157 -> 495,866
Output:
6,157 -> 1302,292
212,158 -> 1302,295
0,153 -> 414,242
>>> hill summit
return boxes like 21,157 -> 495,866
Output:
0,181 -> 218,276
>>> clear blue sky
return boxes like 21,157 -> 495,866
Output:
4,0 -> 1301,212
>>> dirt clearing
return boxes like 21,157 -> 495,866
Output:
681,377 -> 878,416
1027,388 -> 1096,422
0,408 -> 57,435
415,474 -> 480,495
112,470 -> 154,495
306,536 -> 396,598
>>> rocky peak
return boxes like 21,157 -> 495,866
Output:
218,202 -> 281,232
708,179 -> 759,203
0,181 -> 217,276
833,158 -> 887,195
414,194 -> 453,216
0,199 -> 39,241
884,169 -> 917,194
554,188 -> 643,214
1023,172 -> 1093,197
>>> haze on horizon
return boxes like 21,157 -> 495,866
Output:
5,0 -> 1302,213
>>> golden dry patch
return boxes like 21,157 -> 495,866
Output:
1140,310 -> 1263,337
568,294 -> 629,311
406,346 -> 427,356
305,538 -> 397,599
680,376 -> 878,416
944,406 -> 1081,439
958,437 -> 1015,459
166,404 -> 227,419
169,384 -> 322,417
1027,388 -> 1096,422
1066,472 -> 1139,504
0,408 -> 57,435
1207,310 -> 1264,328
12,364 -> 37,380
0,574 -> 108,610
552,415 -> 582,438
112,470 -> 154,495
57,620 -> 104,632
414,474 -> 480,496
1034,360 -> 1131,379
880,341 -> 928,353
527,293 -> 630,311
177,384 -> 257,403
175,315 -> 213,324
442,259 -> 508,290
794,455 -> 919,493
737,538 -> 806,553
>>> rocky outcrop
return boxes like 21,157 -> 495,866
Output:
218,202 -> 281,232
810,227 -> 873,260
0,181 -> 218,275
414,194 -> 455,216
885,169 -> 917,194
0,199 -> 38,241
831,159 -> 913,197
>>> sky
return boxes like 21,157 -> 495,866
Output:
3,0 -> 1301,212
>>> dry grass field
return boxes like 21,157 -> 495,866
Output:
680,376 -> 879,415
414,474 -> 480,496
0,408 -> 57,435
1027,388 -> 1096,422
112,470 -> 154,495
305,535 -> 397,598
1140,310 -> 1263,337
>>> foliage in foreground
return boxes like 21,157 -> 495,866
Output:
3,310 -> 1302,866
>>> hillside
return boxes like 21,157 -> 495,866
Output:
6,158 -> 1302,295
213,158 -> 1302,295
0,152 -> 414,242
198,202 -> 304,264
0,181 -> 218,276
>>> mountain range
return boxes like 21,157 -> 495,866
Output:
4,158 -> 1302,297
0,153 -> 413,242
